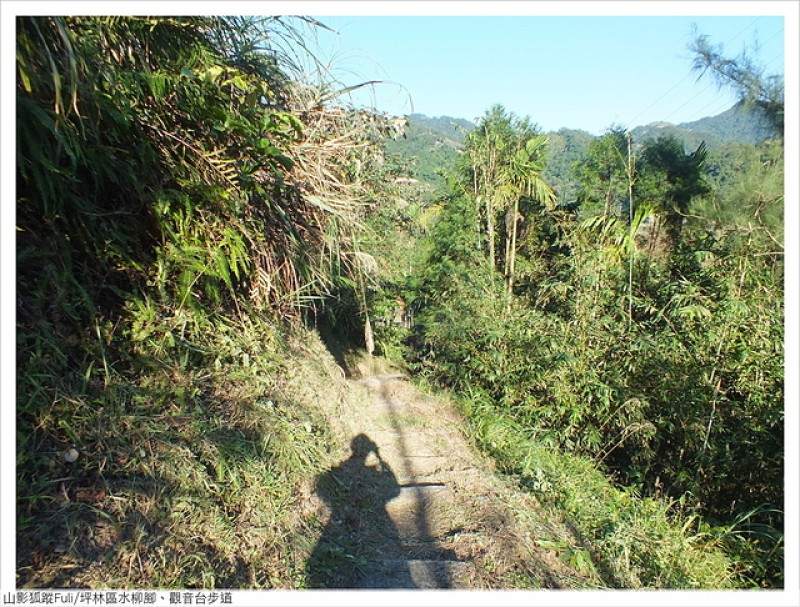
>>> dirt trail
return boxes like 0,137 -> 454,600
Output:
302,355 -> 587,589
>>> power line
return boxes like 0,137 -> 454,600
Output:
623,17 -> 764,129
765,51 -> 785,69
750,27 -> 784,59
661,80 -> 718,123
724,16 -> 763,46
676,45 -> 785,125
608,17 -> 762,121
759,27 -> 784,47
627,72 -> 695,126
693,97 -> 738,123
606,45 -> 691,114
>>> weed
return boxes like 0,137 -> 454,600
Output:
449,392 -> 735,589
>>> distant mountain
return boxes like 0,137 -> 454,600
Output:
382,104 -> 772,204
543,128 -> 596,203
631,101 -> 773,151
404,113 -> 475,143
678,102 -> 774,142
384,114 -> 475,196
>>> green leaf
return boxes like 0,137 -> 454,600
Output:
18,62 -> 33,92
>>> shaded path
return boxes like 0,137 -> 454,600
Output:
305,373 -> 465,588
306,433 -> 409,588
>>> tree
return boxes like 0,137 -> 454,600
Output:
463,105 -> 555,304
575,127 -> 630,219
464,105 -> 519,274
690,31 -> 784,136
700,140 -> 784,240
638,136 -> 709,252
497,135 -> 556,304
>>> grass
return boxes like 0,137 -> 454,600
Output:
413,384 -> 738,590
16,291 -> 737,590
16,300 -> 344,588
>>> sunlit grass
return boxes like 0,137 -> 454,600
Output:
452,398 -> 737,589
16,301 -> 338,588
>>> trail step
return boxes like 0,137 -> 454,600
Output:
357,374 -> 407,389
374,446 -> 442,458
388,483 -> 450,508
361,558 -> 473,589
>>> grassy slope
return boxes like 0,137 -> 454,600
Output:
17,304 -> 354,588
449,394 -> 735,588
17,295 -> 735,589
359,191 -> 738,590
13,16 -> 742,592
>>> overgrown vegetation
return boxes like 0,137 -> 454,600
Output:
16,16 -> 783,591
455,397 -> 735,588
15,15 -> 387,587
369,95 -> 783,586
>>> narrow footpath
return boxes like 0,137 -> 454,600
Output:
302,355 -> 592,589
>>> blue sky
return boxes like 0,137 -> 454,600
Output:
303,14 -> 785,134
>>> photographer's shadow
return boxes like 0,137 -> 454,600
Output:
306,433 -> 411,588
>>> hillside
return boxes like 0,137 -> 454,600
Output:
14,16 -> 783,594
383,114 -> 474,197
303,349 -> 734,589
631,101 -> 774,150
669,101 -> 774,143
542,128 -> 596,204
385,103 -> 771,205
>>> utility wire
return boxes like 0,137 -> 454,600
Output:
661,80 -> 718,123
607,17 -> 761,121
676,47 -> 785,124
623,17 -> 766,129
627,72 -> 695,126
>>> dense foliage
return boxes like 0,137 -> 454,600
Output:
15,15 -> 783,590
690,32 -> 784,136
15,16 -> 388,587
385,104 -> 784,586
631,102 -> 774,149
384,103 -> 772,221
383,113 -> 472,198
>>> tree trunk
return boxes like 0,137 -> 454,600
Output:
505,197 -> 520,314
486,195 -> 496,273
364,314 -> 374,355
485,145 -> 497,275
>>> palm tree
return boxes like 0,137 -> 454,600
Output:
463,106 -> 555,305
497,136 -> 556,308
465,105 -> 515,276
